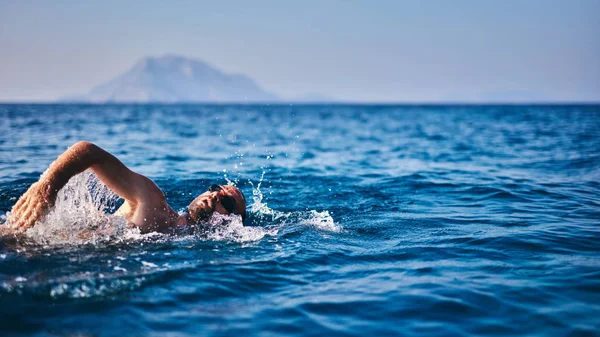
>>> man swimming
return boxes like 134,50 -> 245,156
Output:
7,141 -> 246,233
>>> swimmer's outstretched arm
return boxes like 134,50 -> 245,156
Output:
9,141 -> 158,231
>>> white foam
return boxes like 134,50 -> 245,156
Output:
300,210 -> 341,233
196,212 -> 278,243
141,261 -> 158,268
23,171 -> 132,245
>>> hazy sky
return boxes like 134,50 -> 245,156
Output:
0,0 -> 599,102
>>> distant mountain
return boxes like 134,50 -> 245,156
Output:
63,55 -> 279,103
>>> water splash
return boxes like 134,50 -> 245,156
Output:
23,171 -> 130,245
247,170 -> 341,233
195,212 -> 278,243
300,210 -> 340,232
249,170 -> 277,216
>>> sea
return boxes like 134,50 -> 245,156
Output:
0,104 -> 598,337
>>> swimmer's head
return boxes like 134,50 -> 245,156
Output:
187,184 -> 246,224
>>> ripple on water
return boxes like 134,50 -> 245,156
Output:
1,104 -> 599,336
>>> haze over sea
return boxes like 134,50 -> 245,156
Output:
0,104 -> 599,336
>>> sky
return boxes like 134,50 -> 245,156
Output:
0,0 -> 599,102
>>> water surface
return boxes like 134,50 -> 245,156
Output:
0,104 -> 599,336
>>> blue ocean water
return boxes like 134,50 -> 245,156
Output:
0,104 -> 599,337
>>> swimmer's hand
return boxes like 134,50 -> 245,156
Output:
188,194 -> 216,224
8,178 -> 56,232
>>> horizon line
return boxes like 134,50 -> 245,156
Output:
1,101 -> 599,106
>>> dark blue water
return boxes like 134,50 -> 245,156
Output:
0,104 -> 599,337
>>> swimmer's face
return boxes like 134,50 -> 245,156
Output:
187,184 -> 246,223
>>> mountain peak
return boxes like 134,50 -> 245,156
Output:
130,55 -> 213,77
137,54 -> 203,66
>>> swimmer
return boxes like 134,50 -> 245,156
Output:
7,141 -> 246,233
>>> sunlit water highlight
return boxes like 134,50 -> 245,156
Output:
0,104 -> 599,337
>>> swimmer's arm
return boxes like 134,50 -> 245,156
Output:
10,141 -> 160,231
44,141 -> 157,203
